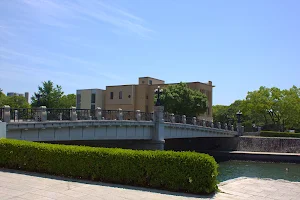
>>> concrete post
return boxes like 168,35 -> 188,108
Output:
152,106 -> 165,150
231,125 -> 234,131
96,107 -> 102,120
151,112 -> 154,121
117,108 -> 123,120
258,127 -> 261,134
40,106 -> 47,122
224,123 -> 228,130
182,115 -> 186,124
237,123 -> 242,136
202,119 -> 206,127
70,107 -> 77,121
59,113 -> 63,121
170,113 -> 175,123
14,110 -> 18,121
218,122 -> 221,129
211,121 -> 214,128
192,117 -> 197,125
3,105 -> 10,123
0,122 -> 6,138
135,110 -> 141,121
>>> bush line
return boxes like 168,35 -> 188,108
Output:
260,131 -> 300,138
0,139 -> 218,194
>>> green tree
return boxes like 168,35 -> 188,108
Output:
3,95 -> 30,109
212,105 -> 229,122
275,86 -> 300,130
0,89 -> 6,107
31,81 -> 64,108
58,94 -> 76,108
213,100 -> 246,124
158,82 -> 208,116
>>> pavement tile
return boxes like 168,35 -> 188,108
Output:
1,169 -> 300,200
19,192 -> 46,200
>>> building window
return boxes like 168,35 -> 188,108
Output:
149,80 -> 152,85
91,104 -> 95,110
119,91 -> 122,99
91,93 -> 95,103
110,92 -> 114,99
142,81 -> 145,84
77,94 -> 81,104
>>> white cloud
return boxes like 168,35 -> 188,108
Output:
19,0 -> 154,37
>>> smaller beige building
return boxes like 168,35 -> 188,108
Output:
76,89 -> 105,110
76,77 -> 214,120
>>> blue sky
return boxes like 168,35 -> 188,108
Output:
0,0 -> 299,105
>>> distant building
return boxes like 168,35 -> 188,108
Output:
7,92 -> 29,103
77,77 -> 214,120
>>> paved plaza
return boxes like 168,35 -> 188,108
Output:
0,168 -> 299,200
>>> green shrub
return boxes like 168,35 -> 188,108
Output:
260,131 -> 300,138
0,139 -> 218,194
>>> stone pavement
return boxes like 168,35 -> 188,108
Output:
0,169 -> 300,200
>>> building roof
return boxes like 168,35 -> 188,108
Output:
139,77 -> 165,82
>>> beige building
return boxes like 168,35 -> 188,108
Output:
76,77 -> 214,120
76,89 -> 105,110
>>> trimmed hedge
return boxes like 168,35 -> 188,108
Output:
260,131 -> 300,138
0,139 -> 218,194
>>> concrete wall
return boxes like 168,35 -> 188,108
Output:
164,123 -> 236,139
0,122 -> 6,138
7,121 -> 153,141
165,136 -> 300,154
238,136 -> 300,153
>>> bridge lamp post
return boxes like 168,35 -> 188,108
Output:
36,93 -> 42,107
236,110 -> 242,124
154,86 -> 163,106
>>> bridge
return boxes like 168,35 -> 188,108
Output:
0,105 -> 241,150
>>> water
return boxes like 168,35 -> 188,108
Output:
218,160 -> 300,182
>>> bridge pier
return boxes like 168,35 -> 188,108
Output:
0,122 -> 6,138
152,106 -> 165,150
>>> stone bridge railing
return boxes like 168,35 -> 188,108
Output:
0,106 -> 242,149
0,106 -> 242,133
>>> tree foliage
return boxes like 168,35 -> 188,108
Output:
0,89 -> 5,107
59,94 -> 76,108
158,82 -> 208,117
0,89 -> 30,108
213,86 -> 300,132
31,81 -> 76,108
3,96 -> 30,109
31,81 -> 64,108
